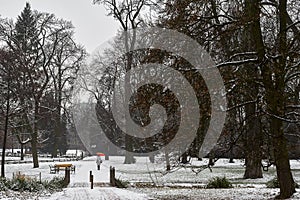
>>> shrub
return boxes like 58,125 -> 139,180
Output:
43,176 -> 67,191
0,174 -> 66,193
266,177 -> 279,188
9,174 -> 44,192
206,177 -> 233,189
0,177 -> 9,191
266,177 -> 299,188
115,178 -> 129,188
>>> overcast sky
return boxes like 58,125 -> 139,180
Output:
0,0 -> 119,53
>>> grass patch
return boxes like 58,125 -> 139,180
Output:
43,176 -> 68,192
266,177 -> 299,188
115,178 -> 129,188
206,177 -> 233,189
0,175 -> 67,192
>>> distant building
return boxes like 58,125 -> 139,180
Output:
65,149 -> 86,158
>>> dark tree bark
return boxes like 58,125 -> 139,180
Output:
271,0 -> 295,198
243,104 -> 263,179
124,135 -> 135,164
165,149 -> 170,171
50,31 -> 85,157
181,151 -> 188,164
16,134 -> 31,161
254,0 -> 295,197
149,152 -> 154,163
93,0 -> 150,164
242,0 -> 263,179
31,102 -> 40,168
1,77 -> 10,178
208,151 -> 215,167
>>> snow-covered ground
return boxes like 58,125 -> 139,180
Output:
0,156 -> 148,200
0,156 -> 300,199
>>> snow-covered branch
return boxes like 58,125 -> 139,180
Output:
216,58 -> 258,68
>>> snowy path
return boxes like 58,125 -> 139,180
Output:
40,157 -> 149,200
42,187 -> 149,200
69,157 -> 110,187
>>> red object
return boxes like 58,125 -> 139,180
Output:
96,152 -> 105,156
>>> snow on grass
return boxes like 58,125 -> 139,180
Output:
1,156 -> 300,199
110,157 -> 277,186
105,156 -> 300,199
130,187 -> 300,200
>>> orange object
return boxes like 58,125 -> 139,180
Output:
96,152 -> 105,156
55,163 -> 72,168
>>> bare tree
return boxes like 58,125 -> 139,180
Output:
259,0 -> 297,197
0,48 -> 15,177
49,20 -> 86,157
0,3 -> 81,168
158,1 -> 299,197
93,0 -> 151,164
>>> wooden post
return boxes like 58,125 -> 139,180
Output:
64,167 -> 70,185
90,170 -> 93,189
109,167 -> 112,186
110,166 -> 115,187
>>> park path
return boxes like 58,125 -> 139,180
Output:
69,157 -> 110,187
40,157 -> 149,200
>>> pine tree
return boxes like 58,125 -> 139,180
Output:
15,2 -> 38,53
12,2 -> 43,168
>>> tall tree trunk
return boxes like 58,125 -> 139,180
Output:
123,50 -> 135,164
105,142 -> 110,160
208,151 -> 215,166
1,79 -> 10,177
16,134 -> 30,161
271,0 -> 295,198
52,114 -> 61,158
165,149 -> 170,171
20,142 -> 24,161
229,131 -> 235,163
253,0 -> 295,197
181,151 -> 188,164
31,134 -> 39,168
124,135 -> 135,164
52,66 -> 63,158
243,104 -> 263,178
31,101 -> 39,168
149,152 -> 154,163
243,0 -> 263,179
272,114 -> 295,198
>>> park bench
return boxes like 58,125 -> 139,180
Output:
49,164 -> 75,174
261,159 -> 275,171
71,165 -> 75,173
49,165 -> 57,174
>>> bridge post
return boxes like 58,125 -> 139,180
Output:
90,170 -> 94,189
64,167 -> 70,185
110,166 -> 115,187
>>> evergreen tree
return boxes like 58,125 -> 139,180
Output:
12,3 -> 42,168
15,2 -> 38,53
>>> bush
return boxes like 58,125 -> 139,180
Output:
266,177 -> 299,188
206,177 -> 233,189
266,177 -> 279,188
115,178 -> 129,188
10,174 -> 44,192
43,176 -> 67,191
0,177 -> 9,191
0,174 -> 66,193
